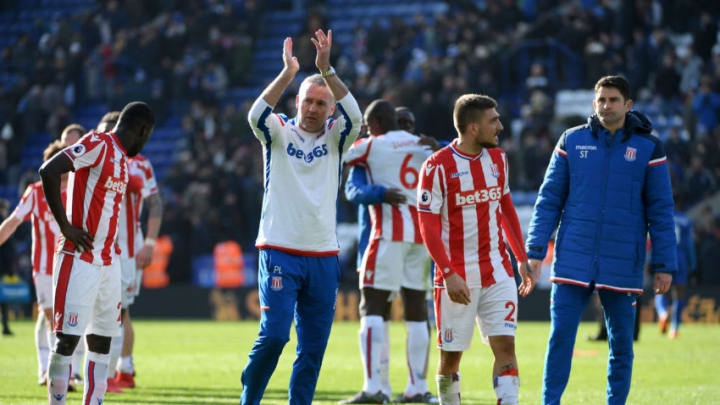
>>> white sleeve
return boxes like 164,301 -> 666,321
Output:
503,152 -> 510,195
62,134 -> 105,171
343,137 -> 372,165
247,98 -> 284,145
328,92 -> 362,152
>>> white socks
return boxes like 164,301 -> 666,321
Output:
380,320 -> 391,396
83,351 -> 110,405
71,338 -> 85,379
108,324 -> 124,376
35,313 -> 50,379
493,368 -> 519,405
48,353 -> 71,405
404,321 -> 430,396
359,315 -> 384,394
436,372 -> 461,405
118,355 -> 134,374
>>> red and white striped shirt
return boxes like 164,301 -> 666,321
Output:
12,182 -> 62,275
344,130 -> 432,244
60,131 -> 128,266
418,141 -> 516,288
117,154 -> 158,259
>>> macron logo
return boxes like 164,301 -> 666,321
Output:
455,187 -> 502,206
104,177 -> 127,194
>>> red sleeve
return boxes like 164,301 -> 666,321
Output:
500,193 -> 528,262
127,173 -> 144,194
418,211 -> 454,279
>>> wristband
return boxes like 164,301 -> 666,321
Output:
320,66 -> 336,78
144,238 -> 156,247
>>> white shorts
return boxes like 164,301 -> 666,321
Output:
120,257 -> 138,308
52,253 -> 121,337
134,269 -> 143,298
434,277 -> 518,351
34,273 -> 53,311
359,239 -> 430,291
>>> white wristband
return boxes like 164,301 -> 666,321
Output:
144,238 -> 156,247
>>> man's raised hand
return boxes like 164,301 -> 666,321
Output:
310,29 -> 332,72
282,37 -> 299,74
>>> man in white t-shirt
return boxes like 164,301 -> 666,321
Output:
241,29 -> 361,405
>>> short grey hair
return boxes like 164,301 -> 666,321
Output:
298,73 -> 334,103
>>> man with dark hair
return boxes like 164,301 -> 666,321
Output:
242,30 -> 361,405
341,100 -> 437,404
40,101 -> 153,405
396,107 -> 416,133
418,94 -> 534,405
526,75 -> 676,405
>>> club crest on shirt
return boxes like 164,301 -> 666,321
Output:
67,312 -> 78,327
490,163 -> 500,178
443,328 -> 454,343
624,147 -> 637,162
271,276 -> 283,291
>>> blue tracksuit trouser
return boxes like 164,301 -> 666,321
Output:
240,249 -> 340,405
542,282 -> 637,405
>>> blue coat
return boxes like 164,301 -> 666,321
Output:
526,112 -> 677,293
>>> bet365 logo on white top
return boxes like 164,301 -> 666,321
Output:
455,186 -> 502,206
287,143 -> 328,164
104,177 -> 127,194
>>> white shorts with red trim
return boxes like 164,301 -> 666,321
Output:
359,239 -> 430,291
34,273 -> 53,311
120,257 -> 138,308
52,253 -> 122,337
434,277 -> 518,351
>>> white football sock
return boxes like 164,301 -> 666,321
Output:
436,373 -> 460,405
359,315 -> 384,394
493,368 -> 519,405
35,313 -> 49,379
48,353 -> 71,405
118,355 -> 134,374
404,321 -> 430,396
71,337 -> 84,378
83,351 -> 110,405
108,325 -> 123,374
380,320 -> 391,396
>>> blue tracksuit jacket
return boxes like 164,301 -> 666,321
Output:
526,111 -> 677,292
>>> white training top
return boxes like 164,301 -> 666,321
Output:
344,130 -> 433,244
248,93 -> 362,255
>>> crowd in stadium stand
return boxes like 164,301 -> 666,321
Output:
1,0 -> 720,285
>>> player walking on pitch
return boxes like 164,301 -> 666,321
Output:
417,94 -> 536,405
241,29 -> 361,405
40,102 -> 154,405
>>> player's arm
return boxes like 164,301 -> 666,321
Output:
0,215 -> 22,246
0,186 -> 33,246
344,165 -> 386,205
39,153 -> 93,252
525,132 -> 570,261
644,141 -> 676,294
247,37 -> 298,144
312,29 -> 362,145
135,192 -> 162,269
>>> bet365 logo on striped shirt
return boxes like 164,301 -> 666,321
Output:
104,177 -> 127,194
455,186 -> 502,206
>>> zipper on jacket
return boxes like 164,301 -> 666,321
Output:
592,131 -> 611,280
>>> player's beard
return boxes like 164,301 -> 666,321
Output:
478,131 -> 500,148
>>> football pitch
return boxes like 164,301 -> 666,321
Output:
0,320 -> 718,404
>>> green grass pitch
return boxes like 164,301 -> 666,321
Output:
0,320 -> 718,404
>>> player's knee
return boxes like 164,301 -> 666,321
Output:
54,333 -> 81,356
256,334 -> 289,352
86,334 -> 112,354
359,288 -> 392,317
490,336 -> 516,358
401,287 -> 428,322
438,350 -> 462,373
